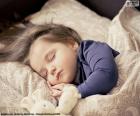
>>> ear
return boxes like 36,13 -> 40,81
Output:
20,96 -> 35,111
67,39 -> 79,51
73,42 -> 79,51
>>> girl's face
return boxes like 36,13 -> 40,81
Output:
29,38 -> 79,85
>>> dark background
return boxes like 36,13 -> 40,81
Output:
0,0 -> 139,43
0,0 -> 139,23
0,0 -> 47,21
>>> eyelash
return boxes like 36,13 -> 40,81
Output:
47,51 -> 55,62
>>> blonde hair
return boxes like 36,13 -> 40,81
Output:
0,23 -> 82,64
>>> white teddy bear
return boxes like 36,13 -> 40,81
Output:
20,84 -> 81,116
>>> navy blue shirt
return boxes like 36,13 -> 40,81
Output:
72,40 -> 119,98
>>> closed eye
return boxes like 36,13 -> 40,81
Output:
45,50 -> 55,62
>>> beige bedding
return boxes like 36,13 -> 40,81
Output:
0,0 -> 140,115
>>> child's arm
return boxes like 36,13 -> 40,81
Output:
77,41 -> 119,98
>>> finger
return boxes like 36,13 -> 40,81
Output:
51,88 -> 61,94
51,89 -> 62,97
52,84 -> 65,90
51,88 -> 60,95
47,81 -> 53,95
47,81 -> 52,90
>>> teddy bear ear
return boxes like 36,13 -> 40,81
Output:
73,92 -> 81,99
20,96 -> 35,111
73,90 -> 81,99
78,94 -> 81,99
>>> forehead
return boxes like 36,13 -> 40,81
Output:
29,38 -> 51,71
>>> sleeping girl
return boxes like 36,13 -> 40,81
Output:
0,23 -> 119,98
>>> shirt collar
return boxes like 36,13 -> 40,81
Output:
71,58 -> 86,85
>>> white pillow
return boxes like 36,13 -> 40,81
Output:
27,0 -> 111,42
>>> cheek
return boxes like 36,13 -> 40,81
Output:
63,55 -> 77,77
54,52 -> 68,66
55,50 -> 77,74
57,54 -> 75,69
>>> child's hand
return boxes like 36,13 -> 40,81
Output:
52,83 -> 66,90
47,81 -> 65,98
51,83 -> 66,97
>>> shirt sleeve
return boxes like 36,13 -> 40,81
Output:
77,42 -> 118,98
